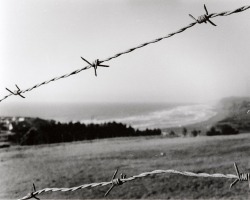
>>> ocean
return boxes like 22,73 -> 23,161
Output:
0,102 -> 216,130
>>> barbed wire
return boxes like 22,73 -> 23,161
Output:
18,162 -> 250,200
1,4 -> 250,103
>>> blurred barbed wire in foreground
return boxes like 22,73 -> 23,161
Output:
1,4 -> 250,103
18,163 -> 250,200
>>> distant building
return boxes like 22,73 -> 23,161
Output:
8,123 -> 13,131
0,117 -> 15,132
161,131 -> 168,136
18,117 -> 25,122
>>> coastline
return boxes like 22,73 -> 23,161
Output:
0,103 -> 217,131
0,104 -> 219,148
161,105 -> 228,135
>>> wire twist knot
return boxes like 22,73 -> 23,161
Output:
196,15 -> 210,24
230,162 -> 250,189
112,177 -> 124,186
189,4 -> 217,26
104,169 -> 126,197
6,84 -> 25,98
26,183 -> 40,200
81,57 -> 109,76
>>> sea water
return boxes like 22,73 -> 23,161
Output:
0,102 -> 216,130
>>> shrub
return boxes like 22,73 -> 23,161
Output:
217,124 -> 239,135
206,126 -> 221,136
206,124 -> 239,136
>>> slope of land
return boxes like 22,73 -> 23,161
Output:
162,96 -> 250,136
1,134 -> 250,199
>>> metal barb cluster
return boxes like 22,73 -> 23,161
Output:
6,84 -> 25,98
189,4 -> 217,26
80,57 -> 109,76
1,4 -> 250,102
104,169 -> 126,197
27,184 -> 39,200
230,162 -> 250,189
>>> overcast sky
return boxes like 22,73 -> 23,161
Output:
1,0 -> 250,105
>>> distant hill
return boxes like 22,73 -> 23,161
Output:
216,96 -> 250,132
217,96 -> 250,109
163,96 -> 250,136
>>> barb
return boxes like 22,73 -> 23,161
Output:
18,165 -> 239,200
230,162 -> 250,189
1,4 -> 250,102
81,57 -> 109,77
6,84 -> 25,98
104,169 -> 126,197
189,4 -> 217,26
25,183 -> 40,200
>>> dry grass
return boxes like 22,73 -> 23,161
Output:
1,134 -> 250,199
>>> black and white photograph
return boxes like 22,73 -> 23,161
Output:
1,0 -> 250,199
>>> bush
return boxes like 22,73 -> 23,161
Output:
206,126 -> 220,136
206,124 -> 239,136
217,124 -> 239,135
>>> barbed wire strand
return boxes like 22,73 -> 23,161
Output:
18,168 -> 239,200
1,4 -> 250,103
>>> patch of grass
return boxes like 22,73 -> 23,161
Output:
1,134 -> 250,199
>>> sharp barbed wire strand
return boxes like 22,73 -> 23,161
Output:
1,4 -> 250,103
18,168 -> 239,200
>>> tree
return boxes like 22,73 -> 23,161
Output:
169,130 -> 175,136
206,126 -> 220,136
218,124 -> 239,135
20,127 -> 39,145
182,127 -> 187,137
191,129 -> 198,137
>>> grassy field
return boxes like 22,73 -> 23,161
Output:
1,134 -> 250,199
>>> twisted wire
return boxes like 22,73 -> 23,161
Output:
100,22 -> 196,63
99,5 -> 250,63
1,5 -> 250,103
22,65 -> 92,94
209,5 -> 250,18
18,169 -> 238,200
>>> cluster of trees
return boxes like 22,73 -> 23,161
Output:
181,127 -> 201,137
167,124 -> 239,137
206,124 -> 239,136
9,118 -> 161,145
168,127 -> 201,137
0,123 -> 7,131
